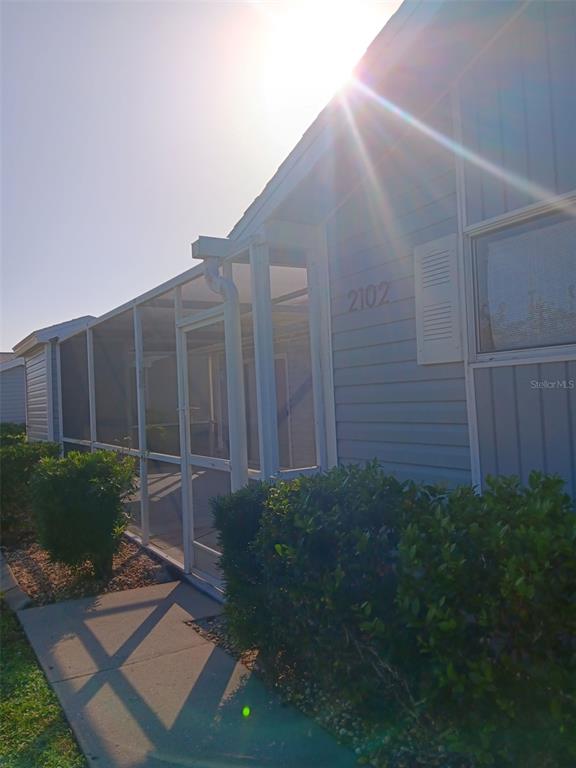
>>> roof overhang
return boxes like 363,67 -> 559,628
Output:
0,356 -> 25,373
13,316 -> 95,356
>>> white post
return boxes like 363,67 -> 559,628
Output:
86,328 -> 97,449
314,224 -> 338,469
306,256 -> 328,471
175,287 -> 194,572
133,306 -> 149,546
249,237 -> 279,478
222,261 -> 248,491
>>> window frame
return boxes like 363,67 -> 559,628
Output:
465,193 -> 576,365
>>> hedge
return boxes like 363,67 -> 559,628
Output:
212,463 -> 576,767
31,450 -> 136,579
0,436 -> 60,542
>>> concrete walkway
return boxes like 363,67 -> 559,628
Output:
18,581 -> 356,768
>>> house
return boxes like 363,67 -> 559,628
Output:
17,0 -> 576,592
0,354 -> 25,425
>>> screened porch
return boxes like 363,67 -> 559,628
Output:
57,225 -> 334,590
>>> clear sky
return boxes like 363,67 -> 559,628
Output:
1,0 -> 401,350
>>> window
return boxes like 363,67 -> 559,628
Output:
474,212 -> 576,354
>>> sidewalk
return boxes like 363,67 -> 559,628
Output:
18,580 -> 356,768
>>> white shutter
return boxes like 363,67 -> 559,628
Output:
414,234 -> 463,365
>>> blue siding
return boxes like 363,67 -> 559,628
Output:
326,97 -> 471,486
460,1 -> 576,225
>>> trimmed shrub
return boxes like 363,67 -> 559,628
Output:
398,472 -> 576,764
0,438 -> 60,542
214,464 -> 576,767
212,481 -> 270,649
31,450 -> 136,580
254,465 -> 418,685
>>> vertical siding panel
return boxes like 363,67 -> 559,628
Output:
491,366 -> 520,476
540,362 -> 573,490
474,367 -> 498,476
521,2 -> 556,194
474,46 -> 507,220
459,73 -> 483,225
568,360 -> 576,498
545,1 -> 576,195
514,364 -> 544,484
496,18 -> 532,213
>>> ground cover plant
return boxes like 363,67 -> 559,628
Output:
31,450 -> 136,580
0,601 -> 86,768
213,463 -> 576,768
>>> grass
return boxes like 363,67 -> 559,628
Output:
0,601 -> 86,768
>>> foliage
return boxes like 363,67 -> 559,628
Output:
31,450 -> 136,580
0,601 -> 86,768
398,472 -> 576,765
0,438 -> 60,542
255,465 -> 422,698
0,422 -> 26,445
212,480 -> 271,649
214,463 -> 576,767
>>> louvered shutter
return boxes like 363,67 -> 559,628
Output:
414,234 -> 463,364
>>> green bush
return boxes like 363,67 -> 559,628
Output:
31,450 -> 136,580
254,465 -> 422,694
0,422 -> 26,445
212,481 -> 270,649
214,464 -> 576,767
0,438 -> 60,542
398,472 -> 576,764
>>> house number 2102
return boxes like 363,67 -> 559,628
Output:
347,281 -> 390,312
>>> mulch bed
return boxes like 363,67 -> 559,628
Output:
3,536 -> 173,606
189,613 -> 260,670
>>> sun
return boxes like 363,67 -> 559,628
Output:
253,1 -> 401,146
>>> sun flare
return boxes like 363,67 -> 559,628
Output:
253,1 -> 401,145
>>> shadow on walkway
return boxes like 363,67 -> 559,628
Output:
19,581 -> 355,768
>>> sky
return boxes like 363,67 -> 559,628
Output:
1,0 -> 401,350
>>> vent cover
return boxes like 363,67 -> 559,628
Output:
414,234 -> 463,364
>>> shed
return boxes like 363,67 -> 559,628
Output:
13,316 -> 95,442
0,355 -> 26,424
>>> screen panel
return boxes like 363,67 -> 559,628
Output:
148,459 -> 183,565
270,265 -> 317,469
191,464 -> 230,579
93,311 -> 139,448
140,290 -> 180,456
60,333 -> 90,441
187,320 -> 229,460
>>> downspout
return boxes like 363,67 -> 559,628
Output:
203,257 -> 248,490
